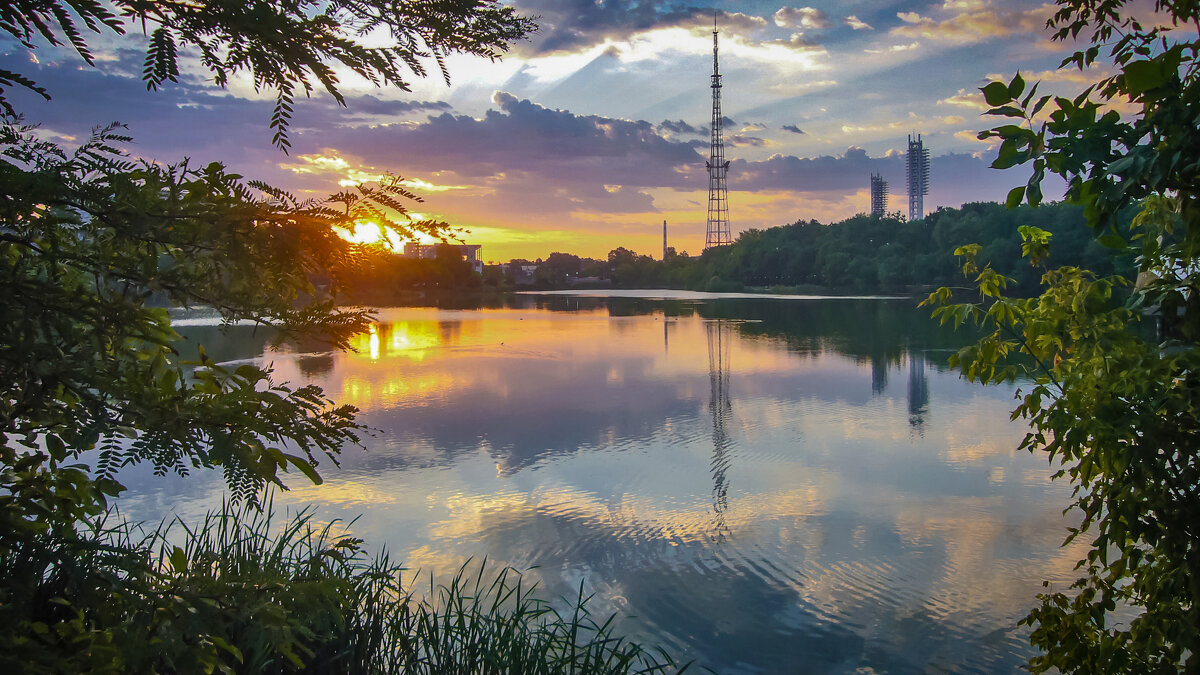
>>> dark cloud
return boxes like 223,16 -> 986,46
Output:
732,147 -> 874,191
0,51 -> 454,163
772,32 -> 822,51
782,124 -> 806,134
728,146 -> 1060,209
311,93 -> 1041,211
329,93 -> 1041,210
513,2 -> 768,55
348,97 -> 452,115
658,119 -> 705,135
334,91 -> 706,188
727,134 -> 766,147
1,52 -> 269,159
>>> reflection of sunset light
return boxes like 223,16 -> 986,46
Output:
350,320 -> 444,363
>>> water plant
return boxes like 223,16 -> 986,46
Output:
0,487 -> 685,674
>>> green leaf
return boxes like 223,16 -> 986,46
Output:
982,81 -> 1012,106
45,434 -> 67,460
169,545 -> 188,573
992,140 -> 1027,169
990,105 -> 1026,118
1123,59 -> 1166,95
209,636 -> 244,663
1031,94 -> 1051,117
284,453 -> 323,485
1026,177 -> 1043,207
1097,234 -> 1127,249
1008,72 -> 1026,99
1006,185 -> 1026,209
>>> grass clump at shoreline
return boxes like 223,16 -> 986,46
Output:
0,492 -> 684,674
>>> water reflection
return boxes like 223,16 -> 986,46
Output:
908,351 -> 930,432
707,320 -> 733,541
120,296 -> 1078,674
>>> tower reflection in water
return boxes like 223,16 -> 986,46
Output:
907,350 -> 929,432
706,319 -> 733,542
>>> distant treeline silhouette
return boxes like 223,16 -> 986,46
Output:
341,201 -> 1137,298
509,201 -> 1137,296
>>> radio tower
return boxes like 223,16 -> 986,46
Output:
705,16 -> 732,249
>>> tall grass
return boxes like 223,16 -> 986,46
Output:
4,497 -> 687,673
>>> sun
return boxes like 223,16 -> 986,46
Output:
333,219 -> 442,252
333,220 -> 406,252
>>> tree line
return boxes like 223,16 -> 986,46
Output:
478,201 -> 1136,296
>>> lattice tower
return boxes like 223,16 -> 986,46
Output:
906,133 -> 930,221
870,172 -> 888,217
705,23 -> 732,249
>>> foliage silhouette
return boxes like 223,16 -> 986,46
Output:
925,1 -> 1200,671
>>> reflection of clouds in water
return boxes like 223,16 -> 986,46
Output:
353,468 -> 1076,673
137,300 -> 1076,674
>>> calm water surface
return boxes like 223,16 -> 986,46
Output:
120,294 -> 1084,674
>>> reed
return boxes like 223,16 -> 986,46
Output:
3,496 -> 686,673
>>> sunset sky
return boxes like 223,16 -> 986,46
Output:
2,0 -> 1118,262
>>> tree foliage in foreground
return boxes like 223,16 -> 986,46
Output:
926,1 -> 1199,671
0,115 -> 451,498
0,0 -> 534,149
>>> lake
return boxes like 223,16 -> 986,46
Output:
119,293 -> 1083,674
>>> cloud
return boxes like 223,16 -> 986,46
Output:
865,41 -> 921,54
891,4 -> 1055,44
782,125 -> 806,134
773,7 -> 832,30
728,134 -> 767,147
732,147 -> 875,192
984,66 -> 1110,86
333,92 -> 708,192
773,32 -> 822,51
766,79 -> 837,96
298,94 -> 1038,219
514,2 -> 768,55
844,15 -> 873,30
658,119 -> 706,135
343,97 -> 452,115
301,93 -> 1029,219
938,88 -> 988,110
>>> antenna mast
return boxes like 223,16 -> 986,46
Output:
705,14 -> 732,249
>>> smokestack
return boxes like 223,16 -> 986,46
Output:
663,220 -> 668,260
